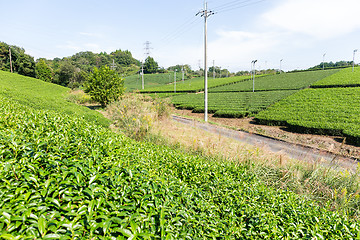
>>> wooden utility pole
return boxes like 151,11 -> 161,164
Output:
9,48 -> 13,73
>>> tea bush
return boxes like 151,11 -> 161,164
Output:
1,95 -> 360,238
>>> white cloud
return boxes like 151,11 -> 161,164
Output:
206,30 -> 283,69
56,42 -> 108,55
57,41 -> 82,52
79,32 -> 103,38
262,0 -> 360,39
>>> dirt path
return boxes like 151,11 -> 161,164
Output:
172,114 -> 359,172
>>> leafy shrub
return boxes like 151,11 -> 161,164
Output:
84,66 -> 125,107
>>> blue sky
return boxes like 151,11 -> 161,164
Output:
2,0 -> 360,72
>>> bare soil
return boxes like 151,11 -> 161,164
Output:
173,108 -> 360,160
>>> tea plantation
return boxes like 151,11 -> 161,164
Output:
209,69 -> 338,92
165,70 -> 338,117
125,72 -> 184,92
172,90 -> 297,118
3,94 -> 360,238
1,71 -> 360,238
256,67 -> 360,146
140,75 -> 255,93
311,67 -> 360,88
0,71 -> 360,239
0,70 -> 109,127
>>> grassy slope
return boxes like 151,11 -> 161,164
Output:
0,70 -> 109,127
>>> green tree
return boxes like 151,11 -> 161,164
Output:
54,61 -> 76,86
15,53 -> 36,77
143,56 -> 158,74
111,49 -> 138,66
68,70 -> 88,89
84,66 -> 124,107
0,42 -> 35,77
35,59 -> 53,82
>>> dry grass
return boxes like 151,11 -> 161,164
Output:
66,89 -> 94,105
150,112 -> 360,218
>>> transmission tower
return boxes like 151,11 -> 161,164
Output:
110,59 -> 117,70
144,41 -> 152,58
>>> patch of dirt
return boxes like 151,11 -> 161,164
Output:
173,108 -> 360,160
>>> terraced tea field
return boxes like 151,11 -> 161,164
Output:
210,69 -> 338,92
256,67 -> 360,145
125,72 -> 184,92
311,67 -> 360,88
172,90 -> 297,117
165,70 -> 338,117
140,75 -> 255,93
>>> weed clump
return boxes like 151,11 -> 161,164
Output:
106,93 -> 170,141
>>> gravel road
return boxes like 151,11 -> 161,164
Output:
172,115 -> 359,172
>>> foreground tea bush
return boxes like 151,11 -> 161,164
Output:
1,96 -> 360,239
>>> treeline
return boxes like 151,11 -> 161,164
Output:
0,42 -> 142,88
39,50 -> 141,88
309,61 -> 354,70
0,42 -> 36,77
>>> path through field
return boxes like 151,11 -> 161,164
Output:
172,115 -> 359,172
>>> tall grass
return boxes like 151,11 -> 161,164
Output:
105,94 -> 170,141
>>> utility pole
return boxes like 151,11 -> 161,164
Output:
197,1 -> 214,122
182,65 -> 185,82
174,69 -> 177,93
213,60 -> 215,78
323,53 -> 326,70
141,62 -> 144,90
251,60 -> 257,92
280,59 -> 283,74
9,48 -> 13,73
353,49 -> 358,72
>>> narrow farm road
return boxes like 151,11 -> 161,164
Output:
172,115 -> 359,172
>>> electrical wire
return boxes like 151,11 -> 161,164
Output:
212,0 -> 267,14
156,16 -> 202,51
212,0 -> 253,12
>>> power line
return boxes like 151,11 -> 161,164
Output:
212,0 -> 253,11
156,17 -> 202,50
159,15 -> 199,43
213,0 -> 267,14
